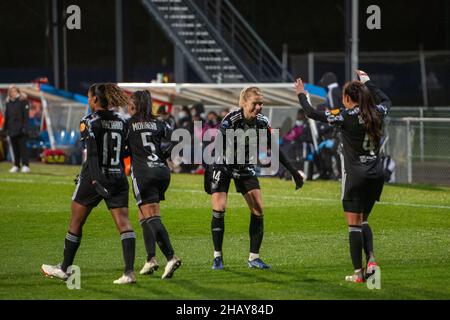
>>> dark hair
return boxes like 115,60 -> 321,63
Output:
343,81 -> 382,145
88,83 -> 129,109
131,90 -> 153,120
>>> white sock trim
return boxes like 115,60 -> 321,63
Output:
249,253 -> 259,261
214,251 -> 222,258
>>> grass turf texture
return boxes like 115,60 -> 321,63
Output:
0,162 -> 449,300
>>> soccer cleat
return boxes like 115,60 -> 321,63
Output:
139,257 -> 160,275
41,264 -> 68,281
21,166 -> 30,173
365,261 -> 378,279
248,258 -> 270,269
212,256 -> 224,270
9,166 -> 19,173
162,256 -> 182,279
113,272 -> 136,284
345,270 -> 365,283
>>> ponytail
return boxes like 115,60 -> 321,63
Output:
131,90 -> 154,120
343,81 -> 382,145
89,83 -> 129,109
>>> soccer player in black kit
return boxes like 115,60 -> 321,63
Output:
295,70 -> 391,283
41,83 -> 137,284
127,90 -> 181,279
205,87 -> 304,270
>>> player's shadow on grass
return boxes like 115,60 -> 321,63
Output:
83,280 -> 174,300
172,278 -> 255,300
222,267 -> 321,286
388,183 -> 448,192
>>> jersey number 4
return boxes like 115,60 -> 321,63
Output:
363,133 -> 376,155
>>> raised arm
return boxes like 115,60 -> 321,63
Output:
356,70 -> 391,116
294,78 -> 329,123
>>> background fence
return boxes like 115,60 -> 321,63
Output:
291,51 -> 450,106
384,117 -> 450,185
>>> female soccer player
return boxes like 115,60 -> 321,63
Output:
205,86 -> 304,270
41,83 -> 136,284
294,70 -> 391,283
127,90 -> 181,279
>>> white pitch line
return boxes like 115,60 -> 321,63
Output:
169,189 -> 450,210
0,178 -> 72,185
1,178 -> 449,210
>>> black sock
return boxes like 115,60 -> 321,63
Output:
249,214 -> 264,255
61,232 -> 81,272
348,225 -> 363,271
120,231 -> 136,274
362,222 -> 374,262
211,210 -> 225,253
140,218 -> 156,261
147,217 -> 174,261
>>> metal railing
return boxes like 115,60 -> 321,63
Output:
196,0 -> 291,82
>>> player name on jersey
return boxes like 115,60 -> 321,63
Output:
131,121 -> 158,131
101,120 -> 123,130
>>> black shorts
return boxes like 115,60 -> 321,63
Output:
131,166 -> 170,205
204,165 -> 260,195
72,174 -> 129,209
341,171 -> 384,214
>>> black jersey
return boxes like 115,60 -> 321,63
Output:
216,108 -> 272,177
298,80 -> 391,177
127,115 -> 172,174
79,110 -> 129,180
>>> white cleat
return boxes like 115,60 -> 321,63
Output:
113,272 -> 136,284
9,166 -> 19,173
345,270 -> 365,283
162,256 -> 182,279
41,264 -> 68,281
21,166 -> 30,173
140,257 -> 160,275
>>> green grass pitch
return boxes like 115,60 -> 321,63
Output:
0,162 -> 449,300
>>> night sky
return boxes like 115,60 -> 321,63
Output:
0,0 -> 448,94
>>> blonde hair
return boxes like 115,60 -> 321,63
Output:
6,85 -> 25,102
239,86 -> 263,107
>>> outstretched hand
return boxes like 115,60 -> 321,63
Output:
93,180 -> 110,199
356,70 -> 371,83
294,78 -> 307,96
292,170 -> 304,190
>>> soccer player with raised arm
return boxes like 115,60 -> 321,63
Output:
127,90 -> 181,279
205,86 -> 304,270
295,71 -> 391,283
41,83 -> 136,284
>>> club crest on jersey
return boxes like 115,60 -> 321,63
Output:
80,122 -> 86,132
221,120 -> 230,129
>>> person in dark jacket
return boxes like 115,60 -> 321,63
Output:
3,85 -> 30,173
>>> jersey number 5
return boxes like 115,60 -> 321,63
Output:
141,132 -> 159,162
